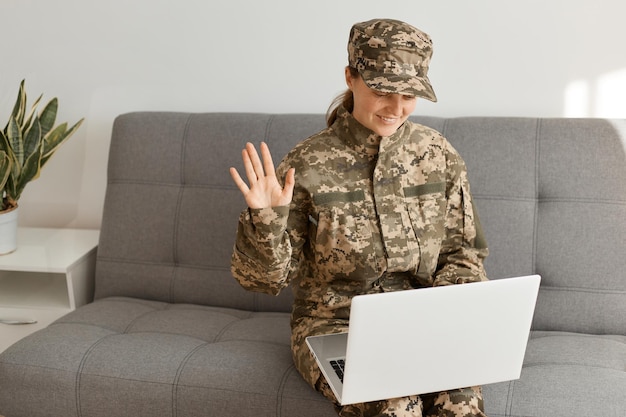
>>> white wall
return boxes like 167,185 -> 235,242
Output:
2,0 -> 625,229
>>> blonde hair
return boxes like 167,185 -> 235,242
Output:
325,67 -> 359,127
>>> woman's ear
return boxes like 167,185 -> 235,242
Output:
344,66 -> 354,91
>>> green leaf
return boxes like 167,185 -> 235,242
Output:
23,116 -> 42,162
0,128 -> 9,153
21,94 -> 43,132
7,80 -> 27,131
41,118 -> 84,166
14,140 -> 43,201
0,129 -> 19,200
0,151 -> 11,192
0,150 -> 11,212
2,123 -> 21,196
7,117 -> 24,167
41,122 -> 67,158
38,97 -> 57,138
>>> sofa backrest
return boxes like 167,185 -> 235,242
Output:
95,113 -> 326,312
95,113 -> 626,335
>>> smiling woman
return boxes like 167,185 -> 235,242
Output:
345,73 -> 417,137
230,18 -> 489,417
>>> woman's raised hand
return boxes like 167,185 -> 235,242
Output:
229,142 -> 295,209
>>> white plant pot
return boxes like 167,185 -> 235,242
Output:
0,206 -> 19,255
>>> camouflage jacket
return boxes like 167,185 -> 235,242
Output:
231,105 -> 488,336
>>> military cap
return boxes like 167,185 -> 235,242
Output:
348,18 -> 437,101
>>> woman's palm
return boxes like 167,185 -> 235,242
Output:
229,142 -> 295,209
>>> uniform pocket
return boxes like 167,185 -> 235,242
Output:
404,182 -> 446,278
311,191 -> 382,282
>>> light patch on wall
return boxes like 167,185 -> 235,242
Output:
596,68 -> 626,118
564,68 -> 626,118
564,80 -> 589,118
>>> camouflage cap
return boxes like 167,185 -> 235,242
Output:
348,18 -> 437,101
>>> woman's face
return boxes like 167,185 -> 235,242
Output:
345,68 -> 417,137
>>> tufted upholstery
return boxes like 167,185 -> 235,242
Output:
0,113 -> 624,417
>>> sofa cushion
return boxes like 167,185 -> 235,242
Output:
0,297 -> 335,417
484,331 -> 626,417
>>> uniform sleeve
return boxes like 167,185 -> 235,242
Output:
231,205 -> 293,295
230,158 -> 309,296
434,150 -> 489,286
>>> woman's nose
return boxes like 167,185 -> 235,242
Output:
386,95 -> 404,114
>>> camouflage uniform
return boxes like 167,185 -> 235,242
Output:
231,106 -> 489,417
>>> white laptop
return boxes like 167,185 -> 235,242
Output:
306,274 -> 541,405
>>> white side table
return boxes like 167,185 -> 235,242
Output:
0,227 -> 99,353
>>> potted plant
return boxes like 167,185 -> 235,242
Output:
0,80 -> 84,254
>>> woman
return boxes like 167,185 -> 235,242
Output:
230,18 -> 489,417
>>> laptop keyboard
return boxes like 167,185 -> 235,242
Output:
330,359 -> 346,382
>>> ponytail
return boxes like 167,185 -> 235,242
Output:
325,67 -> 359,127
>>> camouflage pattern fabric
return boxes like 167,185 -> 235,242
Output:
318,377 -> 487,417
348,19 -> 437,102
231,106 -> 489,415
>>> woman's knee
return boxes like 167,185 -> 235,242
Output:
422,386 -> 486,417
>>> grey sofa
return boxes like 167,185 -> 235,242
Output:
0,113 -> 624,417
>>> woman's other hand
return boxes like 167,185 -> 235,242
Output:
229,142 -> 295,209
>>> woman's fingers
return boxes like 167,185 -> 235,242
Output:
242,141 -> 277,184
231,141 -> 294,209
246,142 -> 266,180
229,166 -> 249,194
242,147 -> 257,186
259,142 -> 276,177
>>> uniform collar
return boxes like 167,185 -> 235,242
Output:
332,106 -> 410,156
